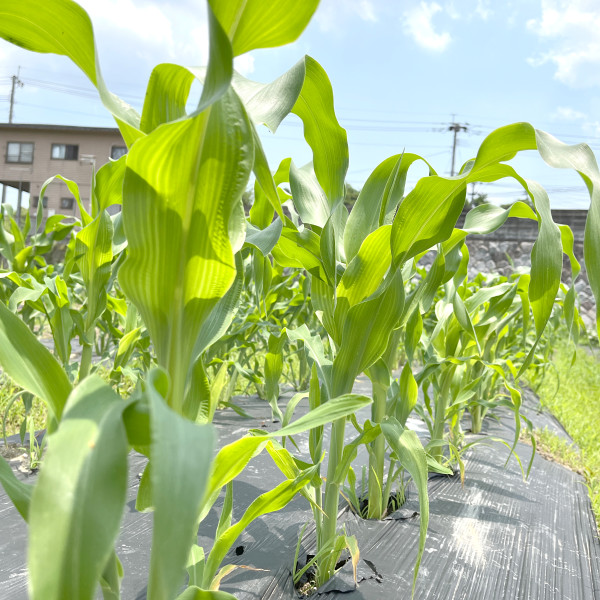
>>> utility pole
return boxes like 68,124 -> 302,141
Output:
448,117 -> 468,176
8,67 -> 24,124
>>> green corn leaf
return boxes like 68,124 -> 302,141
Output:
344,153 -> 433,261
140,64 -> 195,134
28,376 -> 129,600
291,56 -> 348,208
39,174 -> 90,226
332,271 -> 405,396
199,436 -> 270,524
0,455 -> 33,521
75,210 -> 114,329
209,0 -> 319,57
335,225 -> 392,333
144,369 -> 216,600
265,330 -> 287,421
381,419 -> 429,597
0,0 -> 141,144
270,393 -> 372,438
93,155 -> 127,216
203,466 -> 319,587
176,587 -> 238,600
99,551 -> 124,600
396,363 -> 419,427
0,301 -> 72,423
271,226 -> 329,282
286,324 -> 333,395
231,59 -> 306,133
245,219 -> 283,255
119,88 -> 253,414
533,130 -> 600,336
289,161 -> 332,228
452,292 -> 481,354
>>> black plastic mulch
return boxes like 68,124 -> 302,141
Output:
0,381 -> 599,600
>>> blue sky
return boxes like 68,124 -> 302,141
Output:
1,0 -> 599,208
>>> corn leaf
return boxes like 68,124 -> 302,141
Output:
0,301 -> 72,422
144,369 -> 216,600
28,376 -> 129,600
332,271 -> 405,396
209,0 -> 319,57
0,0 -> 141,144
0,456 -> 33,521
176,588 -> 237,600
119,88 -> 253,413
381,419 -> 429,596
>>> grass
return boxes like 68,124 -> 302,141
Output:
531,339 -> 600,533
0,375 -> 47,440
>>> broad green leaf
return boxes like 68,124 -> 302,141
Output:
0,455 -> 33,521
344,153 -> 433,261
203,468 -> 318,586
28,376 -> 129,600
0,301 -> 72,422
0,0 -> 141,144
193,253 -> 244,360
289,161 -> 331,228
392,178 -> 466,265
176,587 -> 237,600
332,271 -> 405,396
93,155 -> 126,216
119,88 -> 253,413
231,59 -> 306,133
140,64 -> 195,133
244,218 -> 283,255
534,129 -> 600,335
209,0 -> 319,57
335,225 -> 392,332
271,225 -> 329,282
99,551 -> 124,600
145,369 -> 216,600
265,331 -> 286,421
381,419 -> 429,596
270,393 -> 372,438
286,324 -> 333,395
199,436 -> 270,524
75,210 -> 114,329
291,56 -> 348,208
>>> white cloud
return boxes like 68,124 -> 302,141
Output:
553,106 -> 587,121
315,0 -> 378,33
475,0 -> 493,20
527,0 -> 600,88
403,2 -> 451,52
552,106 -> 600,135
358,0 -> 378,22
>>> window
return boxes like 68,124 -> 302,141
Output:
51,143 -> 78,160
60,197 -> 74,210
6,142 -> 34,163
32,196 -> 48,208
110,145 -> 127,160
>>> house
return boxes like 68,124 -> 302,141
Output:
0,123 -> 125,221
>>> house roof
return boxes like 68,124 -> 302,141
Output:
0,123 -> 121,134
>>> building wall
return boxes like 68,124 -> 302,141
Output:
0,124 -> 124,218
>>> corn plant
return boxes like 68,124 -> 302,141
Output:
0,1 -> 344,599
